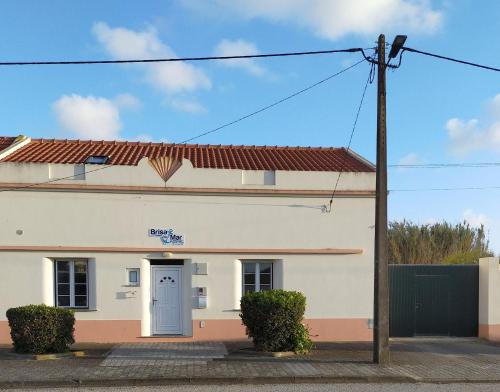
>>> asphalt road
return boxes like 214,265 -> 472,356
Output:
5,384 -> 500,392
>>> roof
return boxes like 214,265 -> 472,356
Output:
0,136 -> 16,152
0,137 -> 374,172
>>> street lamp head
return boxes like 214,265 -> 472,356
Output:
388,35 -> 407,59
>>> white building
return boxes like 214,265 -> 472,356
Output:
0,135 -> 376,343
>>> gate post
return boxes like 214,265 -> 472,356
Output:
479,257 -> 500,341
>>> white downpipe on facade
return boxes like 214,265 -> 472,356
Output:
41,258 -> 54,306
233,260 -> 242,310
140,258 -> 151,336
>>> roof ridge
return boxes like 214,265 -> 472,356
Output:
25,137 -> 342,150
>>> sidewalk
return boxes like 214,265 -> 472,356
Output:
0,339 -> 499,388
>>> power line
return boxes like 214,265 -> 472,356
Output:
327,61 -> 375,212
0,59 -> 367,193
389,162 -> 500,169
403,46 -> 500,73
179,58 -> 366,143
390,185 -> 500,192
0,48 -> 369,66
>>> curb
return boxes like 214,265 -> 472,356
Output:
0,375 -> 416,389
2,375 -> 500,389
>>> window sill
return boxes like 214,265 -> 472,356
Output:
71,308 -> 98,312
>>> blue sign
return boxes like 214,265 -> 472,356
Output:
149,228 -> 185,246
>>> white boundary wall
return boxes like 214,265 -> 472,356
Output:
479,257 -> 500,341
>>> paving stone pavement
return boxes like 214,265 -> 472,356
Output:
0,339 -> 499,387
100,342 -> 228,367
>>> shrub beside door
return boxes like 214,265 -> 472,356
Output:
6,304 -> 75,354
240,289 -> 313,354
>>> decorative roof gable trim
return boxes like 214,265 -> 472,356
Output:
0,135 -> 31,161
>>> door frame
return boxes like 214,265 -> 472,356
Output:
151,265 -> 183,335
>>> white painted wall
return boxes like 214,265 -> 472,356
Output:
0,157 -> 375,191
0,159 -> 375,337
0,191 -> 374,250
479,257 -> 500,326
0,252 -> 374,327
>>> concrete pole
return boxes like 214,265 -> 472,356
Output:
373,33 -> 390,364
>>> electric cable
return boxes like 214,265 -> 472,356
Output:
390,185 -> 500,192
0,48 -> 371,66
390,162 -> 500,169
403,47 -> 500,73
179,58 -> 366,143
326,61 -> 375,213
0,59 -> 367,192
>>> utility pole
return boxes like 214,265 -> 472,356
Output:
373,33 -> 390,365
373,33 -> 407,365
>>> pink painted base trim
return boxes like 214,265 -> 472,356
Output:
305,318 -> 372,342
0,318 -> 372,344
0,321 -> 10,344
479,324 -> 500,341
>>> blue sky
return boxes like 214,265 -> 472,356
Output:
1,0 -> 500,251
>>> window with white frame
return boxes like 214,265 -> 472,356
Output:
55,260 -> 88,308
127,268 -> 140,286
242,262 -> 273,294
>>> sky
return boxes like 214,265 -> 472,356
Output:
1,0 -> 500,252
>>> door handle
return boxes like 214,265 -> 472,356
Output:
152,298 -> 158,306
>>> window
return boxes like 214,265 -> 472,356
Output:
85,155 -> 109,164
55,260 -> 88,308
127,268 -> 140,286
243,262 -> 272,294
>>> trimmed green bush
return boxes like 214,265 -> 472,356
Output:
240,290 -> 313,354
6,304 -> 75,354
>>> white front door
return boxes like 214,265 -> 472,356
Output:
152,266 -> 182,335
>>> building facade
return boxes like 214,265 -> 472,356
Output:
0,135 -> 376,343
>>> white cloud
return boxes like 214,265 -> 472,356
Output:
92,22 -> 211,95
133,134 -> 154,142
463,209 -> 491,228
398,152 -> 420,166
114,93 -> 142,110
183,0 -> 442,40
214,39 -> 267,76
423,217 -> 438,225
487,93 -> 500,118
53,93 -> 141,140
53,95 -> 122,140
170,98 -> 207,114
446,94 -> 500,155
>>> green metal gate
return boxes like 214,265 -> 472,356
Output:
389,265 -> 478,337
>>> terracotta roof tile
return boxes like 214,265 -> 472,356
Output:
0,137 -> 374,172
0,136 -> 17,152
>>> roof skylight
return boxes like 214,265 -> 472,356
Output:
85,155 -> 109,164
